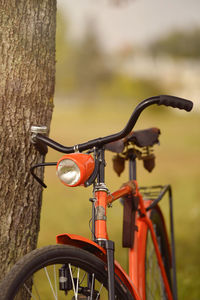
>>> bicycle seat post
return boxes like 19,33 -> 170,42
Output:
129,152 -> 137,180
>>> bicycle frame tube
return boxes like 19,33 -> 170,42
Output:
129,191 -> 173,300
95,190 -> 108,240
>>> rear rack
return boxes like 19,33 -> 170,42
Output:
139,184 -> 178,300
139,185 -> 170,211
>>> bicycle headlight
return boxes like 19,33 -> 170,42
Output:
56,153 -> 95,187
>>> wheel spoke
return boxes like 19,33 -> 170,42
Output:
44,267 -> 58,300
23,283 -> 38,300
96,283 -> 103,300
69,263 -> 78,299
53,265 -> 58,298
90,273 -> 95,300
80,271 -> 87,285
76,267 -> 80,296
33,283 -> 41,300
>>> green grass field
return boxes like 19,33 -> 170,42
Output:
38,99 -> 200,299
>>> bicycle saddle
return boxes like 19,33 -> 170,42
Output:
105,127 -> 160,153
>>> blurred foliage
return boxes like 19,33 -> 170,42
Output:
100,74 -> 161,101
56,11 -> 76,94
149,27 -> 200,59
55,11 -> 162,102
69,21 -> 114,99
56,12 -> 113,98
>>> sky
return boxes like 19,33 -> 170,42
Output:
58,0 -> 200,51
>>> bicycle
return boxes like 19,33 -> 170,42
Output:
0,95 -> 193,300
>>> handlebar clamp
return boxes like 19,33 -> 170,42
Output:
31,126 -> 48,155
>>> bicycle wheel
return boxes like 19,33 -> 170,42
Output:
145,208 -> 172,300
0,244 -> 133,300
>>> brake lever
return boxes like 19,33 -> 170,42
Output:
30,162 -> 57,188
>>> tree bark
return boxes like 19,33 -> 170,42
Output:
0,0 -> 56,279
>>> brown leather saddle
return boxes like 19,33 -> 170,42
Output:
105,127 -> 160,153
105,128 -> 161,174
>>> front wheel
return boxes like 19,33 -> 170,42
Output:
0,245 -> 133,300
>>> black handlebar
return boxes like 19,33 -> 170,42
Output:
158,95 -> 193,111
32,95 -> 193,154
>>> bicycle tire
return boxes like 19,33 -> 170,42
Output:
0,244 -> 134,300
145,207 -> 172,300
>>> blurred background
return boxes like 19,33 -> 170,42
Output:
38,0 -> 200,299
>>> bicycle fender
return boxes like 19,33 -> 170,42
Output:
56,233 -> 107,259
56,233 -> 140,300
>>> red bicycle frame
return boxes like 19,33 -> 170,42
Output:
56,180 -> 174,300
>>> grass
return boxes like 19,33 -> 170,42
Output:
38,99 -> 200,299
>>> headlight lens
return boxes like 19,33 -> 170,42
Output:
57,153 -> 95,187
57,159 -> 80,186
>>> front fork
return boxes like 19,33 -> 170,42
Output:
89,147 -> 116,300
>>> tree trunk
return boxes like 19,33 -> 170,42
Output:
0,0 -> 56,279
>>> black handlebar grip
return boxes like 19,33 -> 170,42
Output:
158,95 -> 193,112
